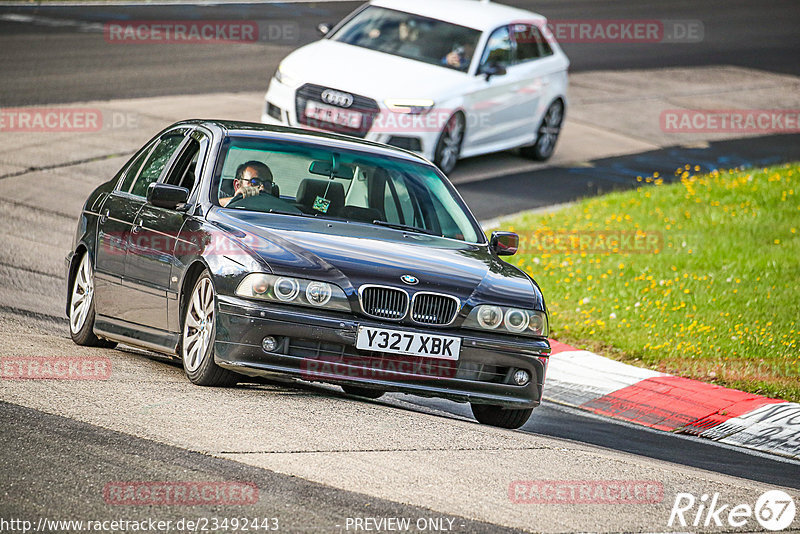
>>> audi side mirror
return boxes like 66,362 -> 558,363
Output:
481,63 -> 507,81
490,231 -> 519,256
147,183 -> 190,210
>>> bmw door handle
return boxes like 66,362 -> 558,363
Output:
100,209 -> 109,224
132,220 -> 142,234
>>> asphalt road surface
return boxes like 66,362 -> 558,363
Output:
0,0 -> 799,105
0,401 -> 522,534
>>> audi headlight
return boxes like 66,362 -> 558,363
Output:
273,63 -> 297,87
463,305 -> 548,337
236,274 -> 349,312
384,98 -> 435,115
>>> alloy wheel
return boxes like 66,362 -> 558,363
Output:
436,114 -> 464,174
536,101 -> 563,157
183,276 -> 215,372
69,253 -> 94,334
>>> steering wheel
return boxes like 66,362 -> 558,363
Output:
226,193 -> 301,214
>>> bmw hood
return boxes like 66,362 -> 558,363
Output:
278,40 -> 469,101
211,210 -> 544,311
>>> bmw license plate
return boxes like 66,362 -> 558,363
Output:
304,101 -> 362,129
356,326 -> 461,361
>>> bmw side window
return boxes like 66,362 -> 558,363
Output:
391,174 -> 419,225
513,24 -> 552,62
118,141 -> 156,193
383,179 -> 401,222
129,134 -> 185,198
383,173 -> 422,226
479,26 -> 512,71
345,167 -> 370,208
165,133 -> 208,193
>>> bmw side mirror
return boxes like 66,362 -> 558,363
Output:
317,22 -> 332,36
490,231 -> 519,256
481,63 -> 507,81
147,183 -> 190,211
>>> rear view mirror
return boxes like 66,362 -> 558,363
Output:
147,183 -> 189,210
490,231 -> 519,256
309,160 -> 355,180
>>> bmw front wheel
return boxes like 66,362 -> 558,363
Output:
182,272 -> 237,386
471,403 -> 533,429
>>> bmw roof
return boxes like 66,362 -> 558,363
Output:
195,120 -> 433,165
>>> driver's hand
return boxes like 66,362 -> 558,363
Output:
238,183 -> 263,198
446,51 -> 461,68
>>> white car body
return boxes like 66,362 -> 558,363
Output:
261,0 -> 569,173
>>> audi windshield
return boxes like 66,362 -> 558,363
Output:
329,6 -> 481,72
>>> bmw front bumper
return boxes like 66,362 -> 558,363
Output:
214,295 -> 550,409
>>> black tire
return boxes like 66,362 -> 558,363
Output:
181,272 -> 238,387
433,112 -> 465,175
471,403 -> 533,429
520,99 -> 564,161
341,385 -> 385,399
68,252 -> 117,348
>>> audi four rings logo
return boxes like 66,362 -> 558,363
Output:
401,275 -> 419,285
321,89 -> 354,108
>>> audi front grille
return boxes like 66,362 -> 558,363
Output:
295,84 -> 379,138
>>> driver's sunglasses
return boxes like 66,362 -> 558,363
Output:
244,178 -> 266,187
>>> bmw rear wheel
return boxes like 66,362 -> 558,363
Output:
520,100 -> 563,161
69,252 -> 116,348
182,272 -> 237,386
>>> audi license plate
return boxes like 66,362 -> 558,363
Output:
356,327 -> 461,361
304,101 -> 362,129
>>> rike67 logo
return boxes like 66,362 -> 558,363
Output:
668,490 -> 796,531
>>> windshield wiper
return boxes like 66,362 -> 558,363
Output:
371,220 -> 440,236
268,209 -> 322,218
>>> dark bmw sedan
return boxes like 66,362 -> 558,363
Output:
66,120 -> 550,428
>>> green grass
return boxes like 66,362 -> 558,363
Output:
500,163 -> 800,402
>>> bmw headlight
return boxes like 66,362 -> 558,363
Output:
236,274 -> 349,312
463,305 -> 548,337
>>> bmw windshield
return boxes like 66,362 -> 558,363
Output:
329,6 -> 481,72
213,137 -> 483,244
